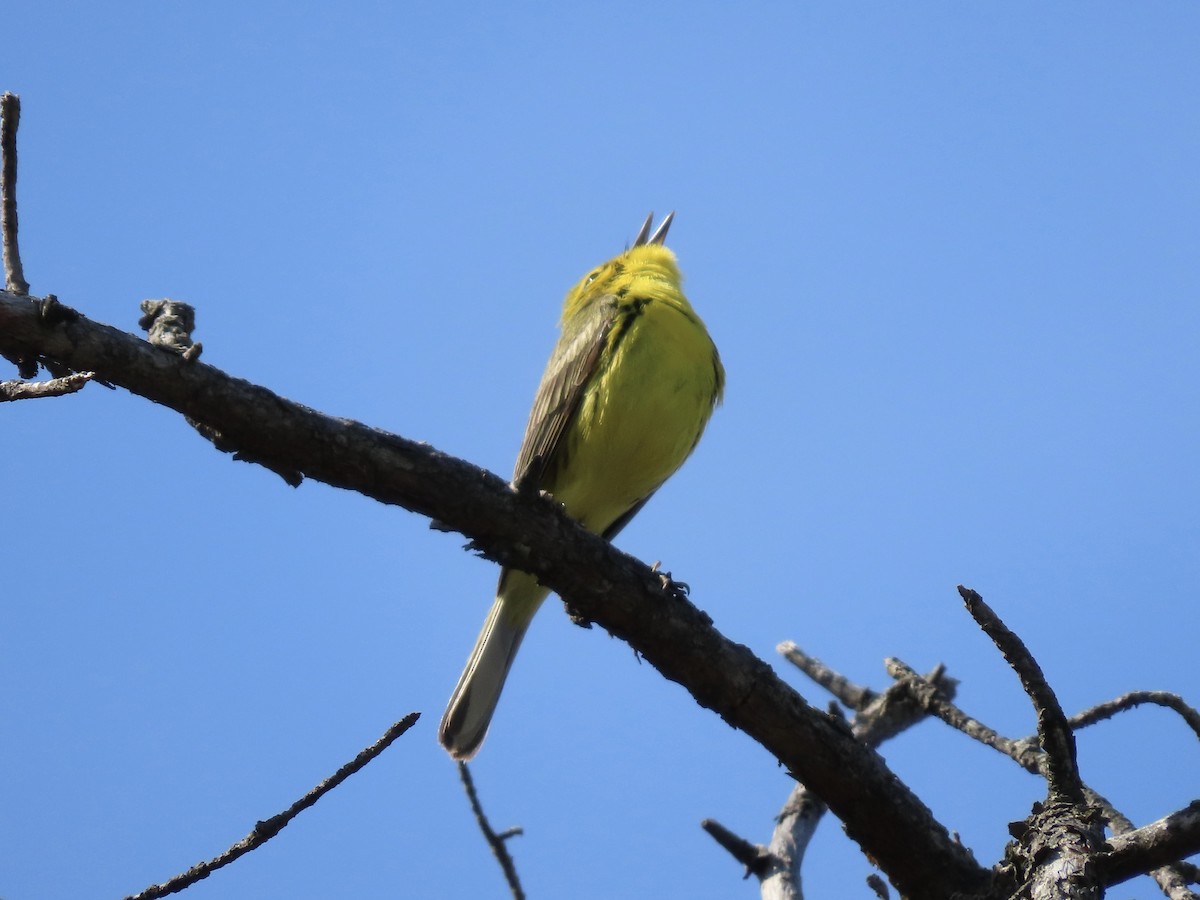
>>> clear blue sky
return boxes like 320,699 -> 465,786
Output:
5,4 -> 1198,899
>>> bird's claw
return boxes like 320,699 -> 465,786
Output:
651,562 -> 690,600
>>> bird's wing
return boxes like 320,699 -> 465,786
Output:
512,295 -> 617,491
599,491 -> 656,541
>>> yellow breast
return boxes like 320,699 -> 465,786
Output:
550,294 -> 722,534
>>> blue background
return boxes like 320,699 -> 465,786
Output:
4,4 -> 1198,898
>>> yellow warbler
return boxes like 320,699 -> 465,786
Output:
438,213 -> 724,759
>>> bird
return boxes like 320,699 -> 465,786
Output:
438,212 -> 724,759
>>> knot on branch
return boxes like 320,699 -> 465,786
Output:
134,298 -> 302,486
139,298 -> 201,360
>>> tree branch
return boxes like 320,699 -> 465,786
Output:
1,92 -> 30,295
1069,691 -> 1200,743
123,713 -> 420,900
0,290 -> 989,899
700,818 -> 774,879
958,586 -> 1084,804
886,657 -> 1045,775
1099,800 -> 1199,900
1100,802 -> 1200,890
457,763 -> 525,900
889,659 -> 1200,893
704,656 -> 960,899
897,632 -> 1114,900
0,369 -> 93,400
777,642 -> 877,710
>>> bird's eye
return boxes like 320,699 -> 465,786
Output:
585,269 -> 602,285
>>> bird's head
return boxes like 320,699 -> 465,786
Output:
562,213 -> 685,320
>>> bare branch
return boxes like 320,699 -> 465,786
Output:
852,661 -> 956,746
1096,796 -> 1199,900
458,763 -> 525,900
706,655 -> 958,898
888,658 -> 1109,894
122,714 -> 420,900
1176,861 -> 1200,885
1069,691 -> 1200,743
702,787 -> 827,900
888,659 -> 1200,894
0,370 -> 93,401
1152,870 -> 1200,900
1,92 -> 30,295
1100,801 -> 1200,891
778,641 -> 876,710
0,290 -> 989,900
700,819 -> 773,879
958,585 -> 1084,803
886,657 -> 1044,775
3,292 -> 95,379
761,788 -> 825,900
131,297 -> 306,486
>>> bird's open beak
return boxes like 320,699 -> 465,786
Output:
633,211 -> 675,247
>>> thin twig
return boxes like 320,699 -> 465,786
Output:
778,641 -> 876,710
1069,691 -> 1200,743
886,657 -> 1043,775
852,661 -> 956,746
458,762 -> 525,900
0,370 -> 94,401
958,585 -> 1084,803
1,92 -> 30,295
123,713 -> 420,900
700,818 -> 772,878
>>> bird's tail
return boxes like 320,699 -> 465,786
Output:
439,572 -> 548,760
